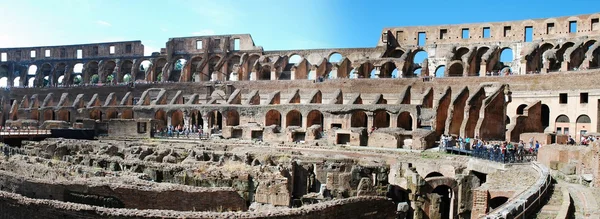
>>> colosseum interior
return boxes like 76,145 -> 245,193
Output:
0,12 -> 600,219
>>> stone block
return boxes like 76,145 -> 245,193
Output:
560,164 -> 576,175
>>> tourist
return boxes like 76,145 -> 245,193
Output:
535,141 -> 540,153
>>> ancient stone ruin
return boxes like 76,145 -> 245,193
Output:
0,12 -> 599,218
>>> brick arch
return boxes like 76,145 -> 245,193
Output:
286,110 -> 302,127
265,109 -> 282,127
306,110 -> 323,128
225,109 -> 240,126
397,111 -> 413,130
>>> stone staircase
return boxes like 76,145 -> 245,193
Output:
535,183 -> 564,218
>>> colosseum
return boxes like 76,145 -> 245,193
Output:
0,12 -> 599,219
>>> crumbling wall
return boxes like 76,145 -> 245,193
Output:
506,101 -> 543,142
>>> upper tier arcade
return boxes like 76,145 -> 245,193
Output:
0,13 -> 599,89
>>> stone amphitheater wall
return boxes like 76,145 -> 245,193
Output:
0,170 -> 247,212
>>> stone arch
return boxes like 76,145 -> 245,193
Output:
155,110 -> 167,128
40,63 -> 52,87
435,65 -> 446,78
570,40 -> 597,70
105,109 -> 118,119
208,110 -> 223,130
121,109 -> 134,119
555,114 -> 570,135
101,60 -> 117,83
153,58 -> 167,82
265,109 -> 282,127
56,109 -> 70,122
169,58 -> 187,82
136,60 -> 152,81
516,104 -> 527,115
286,110 -> 302,127
227,55 -> 241,81
556,114 -> 570,123
189,110 -> 203,128
410,50 -> 428,77
351,110 -> 368,128
170,110 -> 184,127
245,54 -> 260,81
577,114 -> 591,123
447,62 -> 464,77
53,63 -> 67,85
225,110 -> 240,126
373,110 -> 390,128
529,43 -> 555,72
397,112 -> 413,130
288,54 -> 302,64
328,52 -> 343,63
488,196 -> 509,211
306,110 -> 323,128
550,42 -> 575,71
425,178 -> 458,219
84,61 -> 99,84
189,56 -> 205,82
207,55 -> 222,80
120,60 -> 134,83
425,172 -> 444,179
472,46 -> 490,75
356,62 -> 374,79
89,109 -> 103,121
0,65 -> 9,87
453,47 -> 470,61
380,62 -> 397,78
259,65 -> 271,80
42,109 -> 55,121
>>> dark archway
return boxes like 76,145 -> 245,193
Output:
170,110 -> 184,127
425,172 -> 444,179
155,110 -> 167,128
286,110 -> 302,127
306,110 -> 324,128
516,104 -> 527,115
398,112 -> 413,130
226,110 -> 240,126
448,62 -> 463,77
351,111 -> 368,128
265,109 -> 282,127
432,185 -> 453,219
489,196 -> 509,210
373,110 -> 390,128
90,109 -> 102,121
541,104 -> 550,129
208,111 -> 223,130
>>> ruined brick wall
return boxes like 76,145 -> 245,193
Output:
0,170 -> 247,212
0,192 -> 395,219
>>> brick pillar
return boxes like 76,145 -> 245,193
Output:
471,189 -> 489,218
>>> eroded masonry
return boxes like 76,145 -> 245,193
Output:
0,13 -> 599,219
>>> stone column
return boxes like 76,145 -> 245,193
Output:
271,70 -> 277,80
290,68 -> 296,80
372,67 -> 381,78
560,60 -> 569,72
366,111 -> 374,129
167,115 -> 172,127
183,111 -> 190,129
250,71 -> 257,81
479,62 -> 487,76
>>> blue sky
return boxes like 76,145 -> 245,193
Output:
0,0 -> 598,56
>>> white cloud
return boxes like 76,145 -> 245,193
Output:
96,20 -> 112,27
160,28 -> 168,32
192,29 -> 216,36
144,45 -> 160,56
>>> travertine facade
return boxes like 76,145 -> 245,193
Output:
0,12 -> 596,219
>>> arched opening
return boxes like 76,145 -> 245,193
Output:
153,58 -> 167,82
43,109 -> 55,121
306,110 -> 324,128
189,57 -> 204,82
373,110 -> 390,128
105,109 -> 118,119
380,62 -> 397,78
500,48 -> 514,64
453,47 -> 470,61
72,63 -> 83,85
412,50 -> 428,77
398,112 -> 413,130
41,63 -> 52,87
227,55 -> 241,81
170,110 -> 184,127
102,61 -> 117,84
488,196 -> 509,211
207,56 -> 221,81
208,111 -> 223,130
425,172 -> 444,179
54,63 -> 66,85
541,104 -> 550,129
432,185 -> 453,219
369,68 -> 377,78
121,109 -> 134,119
351,111 -> 368,128
435,65 -> 446,78
357,62 -> 374,79
13,77 -> 20,87
89,109 -> 103,121
286,110 -> 302,127
169,58 -> 187,82
155,110 -> 167,129
137,60 -> 151,81
288,54 -> 302,64
506,116 -> 510,125
0,65 -> 8,87
27,65 -> 37,87
189,110 -> 203,129
328,53 -> 342,63
120,60 -> 133,83
576,114 -> 591,139
448,63 -> 463,77
57,109 -> 70,122
259,65 -> 271,80
226,110 -> 240,126
516,104 -> 527,115
570,40 -> 596,70
555,115 -> 570,135
472,47 -> 490,75
265,110 -> 282,127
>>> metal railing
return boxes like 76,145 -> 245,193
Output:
443,145 -> 537,164
0,129 -> 51,136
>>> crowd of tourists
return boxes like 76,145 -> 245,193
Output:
440,135 -> 541,163
154,124 -> 206,139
